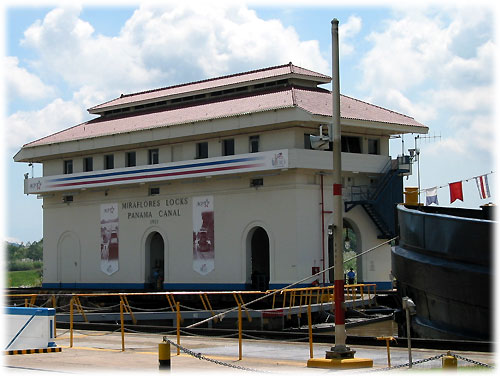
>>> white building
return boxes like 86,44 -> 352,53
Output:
15,63 -> 428,290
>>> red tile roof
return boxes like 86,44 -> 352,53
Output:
89,63 -> 331,113
23,86 -> 426,149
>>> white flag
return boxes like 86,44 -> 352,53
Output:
475,175 -> 491,199
426,187 -> 439,206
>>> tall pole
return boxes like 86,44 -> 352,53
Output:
327,18 -> 355,359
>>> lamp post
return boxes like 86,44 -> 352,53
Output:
402,297 -> 416,368
325,18 -> 355,360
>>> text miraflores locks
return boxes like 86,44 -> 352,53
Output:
122,197 -> 189,220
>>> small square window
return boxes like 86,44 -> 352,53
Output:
341,136 -> 361,153
104,154 -> 114,170
148,149 -> 159,164
83,157 -> 93,172
149,187 -> 160,196
196,142 -> 208,159
125,152 -> 136,167
249,136 -> 259,153
64,160 -> 73,174
63,195 -> 73,203
222,139 -> 235,156
250,178 -> 263,187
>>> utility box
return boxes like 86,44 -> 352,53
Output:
404,187 -> 419,205
5,307 -> 57,351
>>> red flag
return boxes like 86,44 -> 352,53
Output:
449,181 -> 463,203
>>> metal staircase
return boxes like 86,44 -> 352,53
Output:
344,158 -> 409,239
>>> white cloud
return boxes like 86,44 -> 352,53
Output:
5,56 -> 56,100
339,15 -> 362,55
8,4 -> 329,150
7,98 -> 85,150
20,4 -> 329,95
358,6 -> 494,157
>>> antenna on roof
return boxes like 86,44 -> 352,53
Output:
411,133 -> 442,204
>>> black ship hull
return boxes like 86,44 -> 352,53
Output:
392,204 -> 494,341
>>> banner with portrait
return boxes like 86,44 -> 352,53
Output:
192,196 -> 214,275
100,203 -> 119,275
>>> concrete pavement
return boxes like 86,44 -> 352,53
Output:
4,329 -> 495,374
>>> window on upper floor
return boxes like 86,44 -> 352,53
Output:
149,187 -> 160,196
63,160 -> 73,174
368,139 -> 379,155
148,149 -> 159,165
104,154 -> 114,170
249,135 -> 259,153
222,139 -> 235,156
304,134 -> 313,150
341,136 -> 361,153
196,142 -> 208,159
125,151 -> 136,167
83,157 -> 93,172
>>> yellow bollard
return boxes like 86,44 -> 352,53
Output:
159,337 -> 171,370
442,351 -> 457,370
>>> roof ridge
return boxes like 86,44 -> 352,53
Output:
340,93 -> 416,120
89,62 -> 331,111
116,63 -> 293,100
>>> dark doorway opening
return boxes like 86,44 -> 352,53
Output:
147,232 -> 164,290
250,227 -> 270,291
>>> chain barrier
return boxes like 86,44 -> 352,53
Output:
450,352 -> 494,369
179,329 -> 238,339
163,337 -> 269,373
241,332 -> 310,343
373,352 -> 494,371
372,354 -> 445,371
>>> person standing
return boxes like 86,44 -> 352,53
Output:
347,268 -> 356,285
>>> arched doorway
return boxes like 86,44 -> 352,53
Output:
248,227 -> 270,291
145,232 -> 165,290
327,219 -> 362,284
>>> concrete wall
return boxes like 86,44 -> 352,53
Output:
41,166 -> 392,290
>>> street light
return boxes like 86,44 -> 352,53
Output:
402,297 -> 416,368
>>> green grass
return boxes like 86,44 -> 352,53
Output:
7,269 -> 43,288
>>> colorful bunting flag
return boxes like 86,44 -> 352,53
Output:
449,181 -> 463,203
425,187 -> 439,206
475,175 -> 491,199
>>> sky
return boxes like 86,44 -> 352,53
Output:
2,0 -> 498,243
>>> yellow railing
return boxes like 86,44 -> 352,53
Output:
5,283 -> 378,360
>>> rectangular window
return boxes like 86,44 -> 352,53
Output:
63,160 -> 73,174
62,195 -> 73,203
104,154 -> 114,170
196,142 -> 208,159
149,187 -> 160,196
222,139 -> 235,156
148,149 -> 159,165
304,134 -> 312,150
125,151 -> 136,167
341,136 -> 362,153
249,135 -> 259,153
83,157 -> 93,172
368,139 -> 379,155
